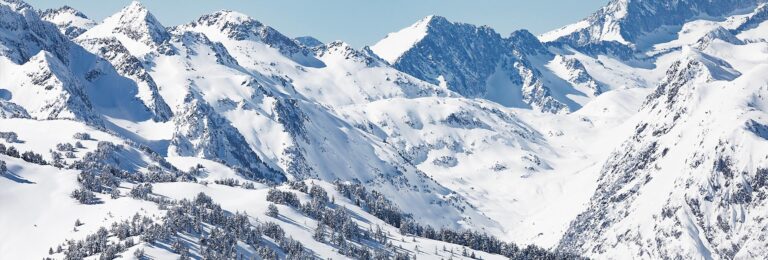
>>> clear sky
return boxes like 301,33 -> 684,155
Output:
27,0 -> 609,47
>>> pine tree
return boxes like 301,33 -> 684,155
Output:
266,203 -> 279,217
5,146 -> 19,158
133,248 -> 145,259
313,223 -> 326,242
73,132 -> 91,140
110,188 -> 120,199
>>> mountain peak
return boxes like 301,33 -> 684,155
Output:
370,15 -> 501,64
40,5 -> 95,38
176,9 -> 321,66
420,15 -> 449,26
183,10 -> 267,41
0,0 -> 31,11
644,46 -> 741,109
203,10 -> 259,25
294,36 -> 323,48
411,15 -> 457,32
117,1 -> 159,25
125,0 -> 145,11
507,29 -> 549,55
679,46 -> 741,81
369,15 -> 438,63
44,5 -> 87,18
105,0 -> 169,44
546,0 -> 766,48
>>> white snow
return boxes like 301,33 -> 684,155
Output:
539,20 -> 590,42
370,15 -> 433,63
2,0 -> 768,259
0,155 -> 160,259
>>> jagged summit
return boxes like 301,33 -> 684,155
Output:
80,0 -> 170,47
177,9 -> 320,65
508,29 -> 549,55
293,36 -> 323,48
370,15 -> 590,113
370,15 -> 506,92
0,0 -> 32,11
543,0 -> 768,48
315,40 -> 385,66
415,15 -> 454,29
40,5 -> 96,38
193,10 -> 261,28
693,26 -> 744,49
679,46 -> 741,81
734,3 -> 768,32
42,5 -> 87,18
370,15 -> 451,63
42,5 -> 88,18
0,0 -> 69,64
641,47 -> 740,115
182,10 -> 267,41
114,1 -> 169,43
648,47 -> 741,104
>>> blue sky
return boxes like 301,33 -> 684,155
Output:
28,0 -> 609,47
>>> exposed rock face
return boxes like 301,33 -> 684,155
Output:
170,93 -> 284,182
547,0 -> 767,47
0,100 -> 30,119
558,49 -> 768,259
293,36 -> 323,48
372,16 -> 597,113
40,5 -> 95,38
13,52 -> 98,123
0,0 -> 70,64
77,37 -> 173,121
178,10 -> 317,63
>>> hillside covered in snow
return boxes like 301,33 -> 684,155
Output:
2,0 -> 768,259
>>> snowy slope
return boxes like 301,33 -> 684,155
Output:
75,2 -> 173,122
78,1 -> 172,56
370,15 -> 432,63
169,12 -> 500,232
72,3 -> 505,238
0,155 -> 160,260
555,9 -> 768,258
3,0 -> 768,259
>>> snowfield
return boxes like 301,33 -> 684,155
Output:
2,0 -> 768,259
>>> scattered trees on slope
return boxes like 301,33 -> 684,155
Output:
333,181 -> 583,260
55,193 -> 312,259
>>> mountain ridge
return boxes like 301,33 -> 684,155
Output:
2,0 -> 768,259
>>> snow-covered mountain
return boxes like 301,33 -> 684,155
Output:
542,0 -> 768,50
294,36 -> 324,48
558,45 -> 768,259
3,0 -> 768,259
548,1 -> 768,259
40,5 -> 95,38
371,16 -> 606,113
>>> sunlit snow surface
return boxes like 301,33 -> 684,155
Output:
2,0 -> 768,259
